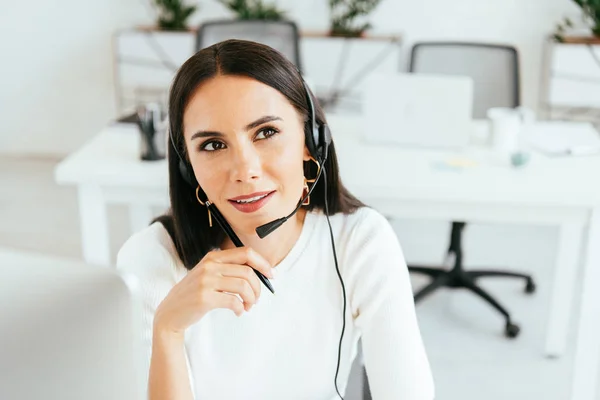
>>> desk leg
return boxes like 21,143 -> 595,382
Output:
129,205 -> 154,236
545,223 -> 583,357
77,185 -> 111,266
571,208 -> 600,400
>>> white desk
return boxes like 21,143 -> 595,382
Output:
55,115 -> 600,400
0,246 -> 90,269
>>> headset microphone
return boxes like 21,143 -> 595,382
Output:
255,75 -> 330,240
255,163 -> 324,239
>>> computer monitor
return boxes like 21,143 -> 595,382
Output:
362,72 -> 474,149
0,248 -> 145,400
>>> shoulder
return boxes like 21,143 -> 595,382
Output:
116,222 -> 188,283
348,206 -> 393,234
329,207 -> 405,281
312,206 -> 402,272
332,209 -> 410,321
321,206 -> 397,249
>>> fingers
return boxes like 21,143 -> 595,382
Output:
218,263 -> 261,301
209,247 -> 273,279
212,291 -> 245,317
216,276 -> 257,311
196,247 -> 273,316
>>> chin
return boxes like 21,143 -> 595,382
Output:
218,205 -> 270,232
240,210 -> 295,236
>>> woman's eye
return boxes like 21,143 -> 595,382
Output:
255,127 -> 279,140
201,141 -> 226,152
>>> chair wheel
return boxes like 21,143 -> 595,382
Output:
505,322 -> 520,338
525,279 -> 536,294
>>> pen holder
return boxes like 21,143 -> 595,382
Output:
137,103 -> 167,161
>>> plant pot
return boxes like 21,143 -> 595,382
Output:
136,24 -> 198,33
558,35 -> 600,44
328,29 -> 366,38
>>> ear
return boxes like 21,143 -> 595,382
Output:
303,145 -> 311,162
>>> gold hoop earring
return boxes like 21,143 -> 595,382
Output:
195,186 -> 213,227
305,156 -> 321,183
302,179 -> 310,206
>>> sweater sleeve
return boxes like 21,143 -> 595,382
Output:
346,209 -> 435,400
115,224 -> 192,397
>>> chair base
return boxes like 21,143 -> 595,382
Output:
409,264 -> 535,338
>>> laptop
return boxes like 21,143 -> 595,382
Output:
0,248 -> 146,400
362,72 -> 474,149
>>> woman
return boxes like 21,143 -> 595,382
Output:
117,39 -> 434,400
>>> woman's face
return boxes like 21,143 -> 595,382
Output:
183,74 -> 310,235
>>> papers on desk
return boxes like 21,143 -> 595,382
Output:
526,123 -> 600,156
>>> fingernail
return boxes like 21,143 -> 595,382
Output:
270,268 -> 277,279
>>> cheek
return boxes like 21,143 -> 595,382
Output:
189,156 -> 224,197
266,140 -> 306,188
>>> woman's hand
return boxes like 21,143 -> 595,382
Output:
153,247 -> 273,337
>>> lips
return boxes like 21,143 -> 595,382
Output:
229,191 -> 274,201
228,191 -> 275,213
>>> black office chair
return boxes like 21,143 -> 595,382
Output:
196,19 -> 303,72
407,42 -> 536,338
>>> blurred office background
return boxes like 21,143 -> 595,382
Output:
2,0 -> 600,399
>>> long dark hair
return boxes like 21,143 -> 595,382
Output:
155,39 -> 365,270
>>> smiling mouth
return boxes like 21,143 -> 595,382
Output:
227,191 -> 275,213
231,193 -> 270,204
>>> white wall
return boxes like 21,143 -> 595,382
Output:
0,0 -> 584,156
0,0 -> 149,156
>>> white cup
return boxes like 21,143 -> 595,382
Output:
487,107 -> 535,154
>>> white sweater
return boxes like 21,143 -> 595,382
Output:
116,206 -> 435,400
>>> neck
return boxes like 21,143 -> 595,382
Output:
221,208 -> 308,268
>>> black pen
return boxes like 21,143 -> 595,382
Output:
206,201 -> 275,294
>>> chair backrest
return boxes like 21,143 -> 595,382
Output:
408,42 -> 520,118
196,19 -> 302,73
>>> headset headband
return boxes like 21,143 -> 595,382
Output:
171,75 -> 330,187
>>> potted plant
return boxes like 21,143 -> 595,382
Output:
153,0 -> 198,30
218,0 -> 286,20
113,1 -> 199,115
329,0 -> 382,38
147,0 -> 198,31
554,0 -> 600,42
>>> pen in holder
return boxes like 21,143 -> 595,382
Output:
137,103 -> 167,161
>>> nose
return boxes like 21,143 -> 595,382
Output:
229,142 -> 262,183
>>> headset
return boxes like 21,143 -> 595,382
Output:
171,79 -> 330,189
169,76 -> 347,400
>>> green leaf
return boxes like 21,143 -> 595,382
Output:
154,0 -> 198,30
570,0 -> 600,29
220,0 -> 286,20
329,0 -> 382,35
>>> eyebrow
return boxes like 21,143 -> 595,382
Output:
190,115 -> 283,141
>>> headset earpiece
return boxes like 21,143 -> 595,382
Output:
301,77 -> 331,165
318,123 -> 331,163
178,159 -> 195,187
171,75 -> 329,187
169,129 -> 196,187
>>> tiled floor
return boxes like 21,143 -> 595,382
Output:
1,156 -> 595,399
